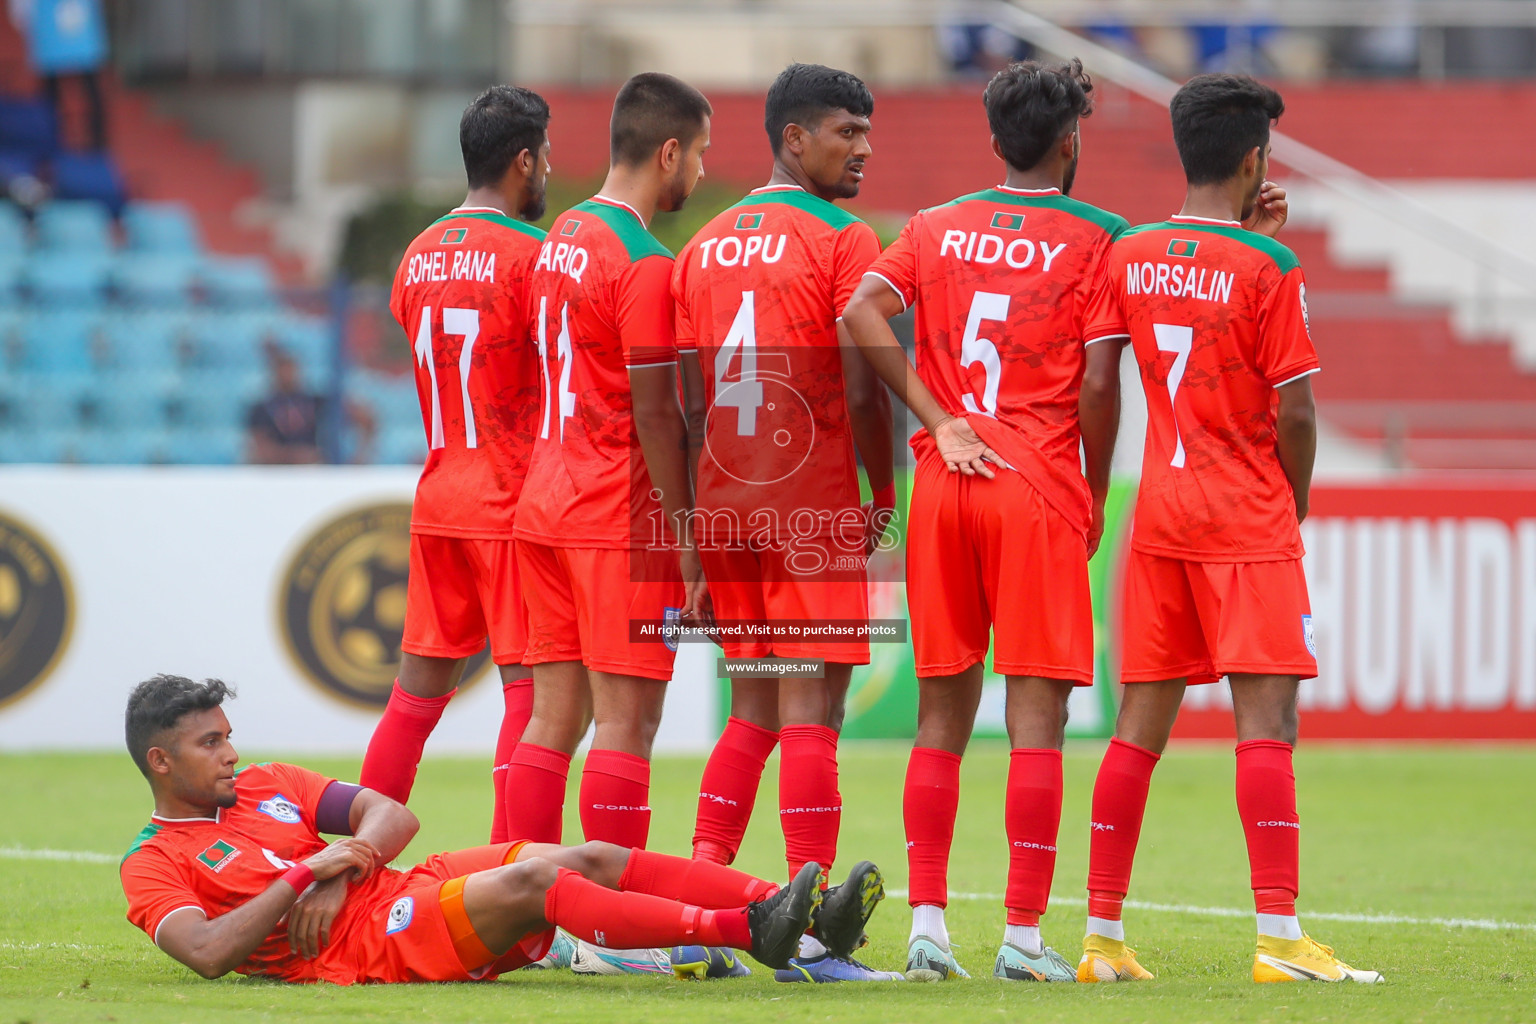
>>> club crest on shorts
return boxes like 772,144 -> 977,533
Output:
257,793 -> 302,824
1302,614 -> 1316,657
386,896 -> 414,935
662,607 -> 682,652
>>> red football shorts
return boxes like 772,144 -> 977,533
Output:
699,534 -> 870,664
517,541 -> 683,681
905,449 -> 1093,683
1119,551 -> 1317,686
402,534 -> 527,665
346,841 -> 553,983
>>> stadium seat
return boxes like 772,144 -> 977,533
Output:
0,202 -> 27,253
101,312 -> 190,373
0,98 -> 58,161
122,202 -> 201,253
0,428 -> 71,464
187,310 -> 278,373
162,426 -> 243,466
52,152 -> 128,216
169,369 -> 262,431
0,253 -> 24,305
71,428 -> 168,466
275,315 -> 335,384
347,370 -> 419,429
81,373 -> 175,430
17,312 -> 102,374
112,254 -> 199,308
34,200 -> 114,251
199,256 -> 276,308
12,373 -> 91,431
22,251 -> 113,306
376,425 -> 427,465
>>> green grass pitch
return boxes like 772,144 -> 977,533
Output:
2,743 -> 1533,1023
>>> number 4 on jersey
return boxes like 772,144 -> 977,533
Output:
537,296 -> 577,441
714,290 -> 765,437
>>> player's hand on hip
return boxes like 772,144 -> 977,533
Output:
304,837 -> 380,883
1244,181 -> 1288,237
288,875 -> 348,959
933,417 -> 999,478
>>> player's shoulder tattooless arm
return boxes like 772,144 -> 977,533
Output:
315,781 -> 364,835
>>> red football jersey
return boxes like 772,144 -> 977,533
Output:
672,185 -> 882,542
120,762 -> 402,984
1083,215 -> 1319,560
515,197 -> 677,549
390,207 -> 545,538
866,186 -> 1128,536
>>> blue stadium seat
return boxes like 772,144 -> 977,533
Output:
72,428 -> 168,465
101,311 -> 190,373
0,428 -> 72,464
275,315 -> 334,384
0,98 -> 58,161
162,426 -> 242,466
112,254 -> 199,308
347,370 -> 419,429
376,425 -> 427,465
52,152 -> 128,216
187,310 -> 278,372
34,200 -> 114,251
199,256 -> 275,308
23,251 -> 113,306
82,372 -> 175,430
13,373 -> 91,431
17,312 -> 102,373
0,202 -> 27,253
122,202 -> 201,253
169,369 -> 263,431
0,253 -> 24,305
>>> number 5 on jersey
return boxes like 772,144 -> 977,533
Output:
414,305 -> 481,449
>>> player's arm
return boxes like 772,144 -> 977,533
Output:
678,350 -> 707,484
1275,374 -> 1317,522
154,838 -> 379,978
843,275 -> 999,478
1078,338 -> 1125,558
837,323 -> 896,551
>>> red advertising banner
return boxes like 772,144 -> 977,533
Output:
1170,481 -> 1536,740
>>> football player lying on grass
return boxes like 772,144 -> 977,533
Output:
119,674 -> 881,984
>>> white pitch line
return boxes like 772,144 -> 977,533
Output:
0,846 -> 118,864
887,889 -> 1536,933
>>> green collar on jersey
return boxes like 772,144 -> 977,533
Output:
728,188 -> 864,231
942,189 -> 1129,239
573,199 -> 672,261
122,822 -> 163,865
432,210 -> 546,241
1123,220 -> 1300,274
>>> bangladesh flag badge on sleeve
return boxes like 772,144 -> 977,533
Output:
1167,238 -> 1200,258
990,212 -> 1025,231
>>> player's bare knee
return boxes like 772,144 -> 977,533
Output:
570,841 -> 629,883
498,856 -> 561,906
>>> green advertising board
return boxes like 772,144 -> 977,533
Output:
713,475 -> 1138,741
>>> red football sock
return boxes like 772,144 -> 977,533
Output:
358,681 -> 454,803
1236,739 -> 1300,916
693,717 -> 779,864
490,678 -> 534,843
1005,748 -> 1064,926
580,749 -> 652,848
620,847 -> 779,907
778,724 -> 840,884
903,746 -> 962,908
545,868 -> 752,950
502,743 -> 571,844
1086,737 -> 1161,920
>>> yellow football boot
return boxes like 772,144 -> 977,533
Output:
1253,934 -> 1383,984
1077,934 -> 1155,982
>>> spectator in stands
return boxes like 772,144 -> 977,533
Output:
246,343 -> 374,465
9,0 -> 109,151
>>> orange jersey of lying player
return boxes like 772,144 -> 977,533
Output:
865,187 -> 1129,537
1083,216 -> 1319,561
120,762 -> 388,983
672,185 -> 882,543
390,207 -> 546,538
516,197 -> 677,549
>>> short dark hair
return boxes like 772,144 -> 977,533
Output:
610,72 -> 713,166
763,63 -> 874,156
125,674 -> 234,778
1170,73 -> 1284,185
984,58 -> 1094,172
460,85 -> 550,189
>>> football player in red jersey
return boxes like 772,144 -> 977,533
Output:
843,60 -> 1126,982
121,675 -> 881,984
507,74 -> 710,852
1074,74 -> 1380,985
671,63 -> 897,984
357,86 -> 552,844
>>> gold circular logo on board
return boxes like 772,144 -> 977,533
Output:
278,503 -> 490,708
0,511 -> 73,709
